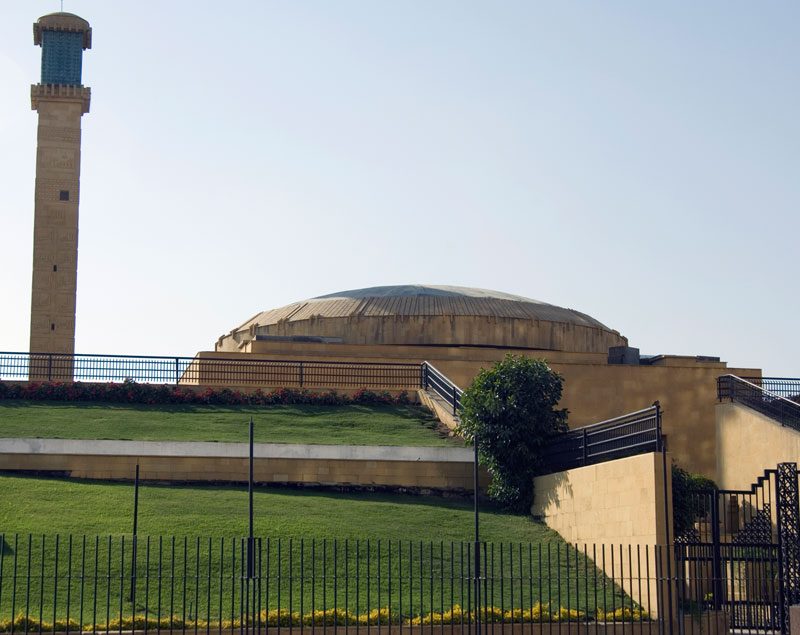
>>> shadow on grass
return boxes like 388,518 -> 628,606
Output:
0,472 -> 542,518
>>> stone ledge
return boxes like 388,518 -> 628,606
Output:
0,438 -> 471,462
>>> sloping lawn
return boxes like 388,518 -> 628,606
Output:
0,400 -> 456,446
0,475 -> 630,623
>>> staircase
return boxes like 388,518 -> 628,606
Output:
419,362 -> 463,432
718,375 -> 800,431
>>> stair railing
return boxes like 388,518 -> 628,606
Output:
421,361 -> 463,416
718,374 -> 800,432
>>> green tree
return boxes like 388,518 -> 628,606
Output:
458,355 -> 568,513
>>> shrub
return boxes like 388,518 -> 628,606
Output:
0,380 -> 412,408
672,463 -> 716,538
458,355 -> 568,513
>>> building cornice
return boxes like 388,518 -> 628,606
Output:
31,84 -> 91,114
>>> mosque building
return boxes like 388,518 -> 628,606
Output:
207,284 -> 760,479
23,12 -> 773,485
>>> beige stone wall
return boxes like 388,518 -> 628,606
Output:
417,389 -> 460,432
0,453 -> 480,490
221,314 -> 626,354
194,344 -> 759,479
532,452 -> 672,546
716,402 -> 800,489
29,91 -> 88,360
531,452 -> 673,616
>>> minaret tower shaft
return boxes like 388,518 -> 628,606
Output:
29,13 -> 92,371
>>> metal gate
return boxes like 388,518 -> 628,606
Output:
675,462 -> 800,634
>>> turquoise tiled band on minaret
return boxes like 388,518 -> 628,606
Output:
41,29 -> 84,85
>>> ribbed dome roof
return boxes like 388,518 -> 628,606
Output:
231,285 -> 612,333
216,284 -> 625,352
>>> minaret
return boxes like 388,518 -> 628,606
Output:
29,13 -> 91,376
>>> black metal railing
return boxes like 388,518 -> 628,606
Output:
541,405 -> 662,474
0,352 -> 422,390
674,463 -> 800,634
733,376 -> 800,401
0,533 -> 702,634
718,375 -> 800,432
421,362 -> 463,416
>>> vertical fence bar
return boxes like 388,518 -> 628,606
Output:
194,537 -> 200,635
582,428 -> 588,466
53,535 -> 60,634
710,490 -> 723,611
182,538 -> 188,631
10,535 -> 18,635
38,535 -> 45,635
0,534 -> 4,630
66,536 -> 73,634
144,537 -> 151,635
24,534 -> 32,632
119,536 -> 125,635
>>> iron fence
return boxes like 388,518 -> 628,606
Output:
541,406 -> 662,474
421,364 -> 462,416
0,353 -> 422,391
0,534 -> 714,634
717,375 -> 800,432
731,377 -> 800,401
674,463 -> 800,634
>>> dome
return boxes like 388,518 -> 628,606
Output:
216,284 -> 627,353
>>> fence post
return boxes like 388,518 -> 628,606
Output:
710,489 -> 723,611
776,462 -> 800,635
452,385 -> 457,416
582,428 -> 588,466
174,357 -> 179,385
299,362 -> 304,388
655,403 -> 663,451
47,354 -> 52,381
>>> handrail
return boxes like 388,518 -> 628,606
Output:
717,374 -> 800,433
541,404 -> 662,474
0,351 -> 423,390
718,375 -> 800,408
421,361 -> 463,416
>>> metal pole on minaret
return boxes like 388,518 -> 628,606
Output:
29,12 -> 92,381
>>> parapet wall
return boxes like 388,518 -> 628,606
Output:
197,343 -> 759,479
0,438 -> 482,491
716,401 -> 800,489
531,452 -> 673,616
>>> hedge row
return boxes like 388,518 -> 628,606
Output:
0,380 -> 411,407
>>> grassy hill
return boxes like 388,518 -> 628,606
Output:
0,475 -> 631,623
0,400 -> 456,446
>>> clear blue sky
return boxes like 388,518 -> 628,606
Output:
1,1 -> 797,375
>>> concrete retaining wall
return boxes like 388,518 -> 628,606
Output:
531,452 -> 673,616
716,401 -> 800,489
0,438 -> 481,490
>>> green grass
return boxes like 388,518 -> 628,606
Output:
0,475 -> 632,622
0,474 -> 547,539
0,401 -> 456,446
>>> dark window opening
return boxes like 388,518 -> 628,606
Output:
53,264 -> 58,272
50,323 -> 55,331
59,190 -> 69,201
